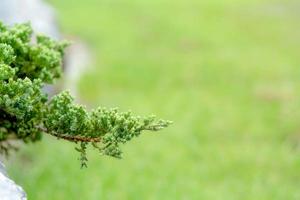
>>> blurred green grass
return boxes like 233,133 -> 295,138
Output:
6,0 -> 300,199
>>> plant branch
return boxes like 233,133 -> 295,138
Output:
38,127 -> 101,143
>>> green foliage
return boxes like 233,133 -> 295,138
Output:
0,22 -> 171,166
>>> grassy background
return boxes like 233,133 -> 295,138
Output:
6,0 -> 300,199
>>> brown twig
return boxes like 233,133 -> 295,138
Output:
38,127 -> 101,143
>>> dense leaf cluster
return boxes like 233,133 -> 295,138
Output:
0,22 -> 171,166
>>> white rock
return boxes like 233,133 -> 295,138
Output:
0,162 -> 27,200
0,0 -> 60,39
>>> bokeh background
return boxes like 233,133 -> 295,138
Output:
6,0 -> 300,199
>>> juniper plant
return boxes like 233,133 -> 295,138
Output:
0,22 -> 171,167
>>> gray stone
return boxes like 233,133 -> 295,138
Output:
64,41 -> 92,98
0,0 -> 60,39
0,161 -> 27,200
